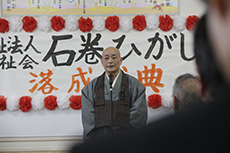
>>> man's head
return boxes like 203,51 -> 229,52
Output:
101,47 -> 122,76
205,0 -> 230,84
172,73 -> 201,112
194,14 -> 229,100
194,0 -> 230,101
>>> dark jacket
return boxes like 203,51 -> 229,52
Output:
71,86 -> 230,153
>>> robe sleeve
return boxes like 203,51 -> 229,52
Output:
129,76 -> 148,128
81,80 -> 96,141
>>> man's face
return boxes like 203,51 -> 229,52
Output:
101,47 -> 122,75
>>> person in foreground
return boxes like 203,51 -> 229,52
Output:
81,46 -> 147,142
70,0 -> 230,152
172,73 -> 201,112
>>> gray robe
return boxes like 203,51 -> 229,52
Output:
81,71 -> 147,142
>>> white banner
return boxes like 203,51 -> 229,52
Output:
0,29 -> 196,137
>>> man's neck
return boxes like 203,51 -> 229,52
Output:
106,70 -> 120,81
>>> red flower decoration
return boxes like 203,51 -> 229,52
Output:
105,16 -> 119,32
159,15 -> 173,31
0,18 -> 9,33
148,94 -> 162,109
22,16 -> 37,32
132,15 -> 146,31
51,16 -> 65,31
0,95 -> 7,111
78,17 -> 93,32
44,95 -> 58,110
69,95 -> 82,110
186,15 -> 199,31
19,96 -> 32,112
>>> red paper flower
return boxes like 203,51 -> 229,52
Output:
186,15 -> 199,31
105,16 -> 119,32
0,18 -> 9,33
51,16 -> 65,31
0,95 -> 7,111
132,15 -> 146,31
44,95 -> 58,110
78,17 -> 93,32
19,96 -> 32,112
159,15 -> 173,31
69,95 -> 82,110
22,16 -> 37,32
148,94 -> 162,109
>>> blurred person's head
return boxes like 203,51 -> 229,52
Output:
194,0 -> 230,101
194,15 -> 223,100
205,0 -> 230,83
172,73 -> 201,112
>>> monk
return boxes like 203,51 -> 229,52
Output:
81,46 -> 147,142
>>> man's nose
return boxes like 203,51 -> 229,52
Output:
107,57 -> 114,62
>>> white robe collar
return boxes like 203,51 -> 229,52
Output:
105,70 -> 121,88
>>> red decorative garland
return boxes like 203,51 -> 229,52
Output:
0,18 -> 9,33
0,95 -> 7,111
132,15 -> 146,31
44,95 -> 58,110
22,16 -> 37,32
0,95 -> 84,111
186,15 -> 199,31
19,96 -> 32,112
0,15 -> 199,32
105,16 -> 119,32
78,17 -> 93,32
51,16 -> 65,32
159,15 -> 173,31
148,94 -> 162,109
69,95 -> 82,110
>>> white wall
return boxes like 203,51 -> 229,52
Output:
180,0 -> 206,16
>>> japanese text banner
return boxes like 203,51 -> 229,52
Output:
0,30 -> 195,97
0,29 -> 196,137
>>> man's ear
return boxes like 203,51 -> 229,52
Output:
100,58 -> 103,65
200,78 -> 206,98
196,65 -> 205,97
173,96 -> 179,112
120,57 -> 123,64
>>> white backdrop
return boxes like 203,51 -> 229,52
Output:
0,28 -> 197,137
0,0 -> 207,138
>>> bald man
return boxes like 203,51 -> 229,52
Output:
172,73 -> 201,112
81,47 -> 147,142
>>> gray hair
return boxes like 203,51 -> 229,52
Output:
172,73 -> 201,111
